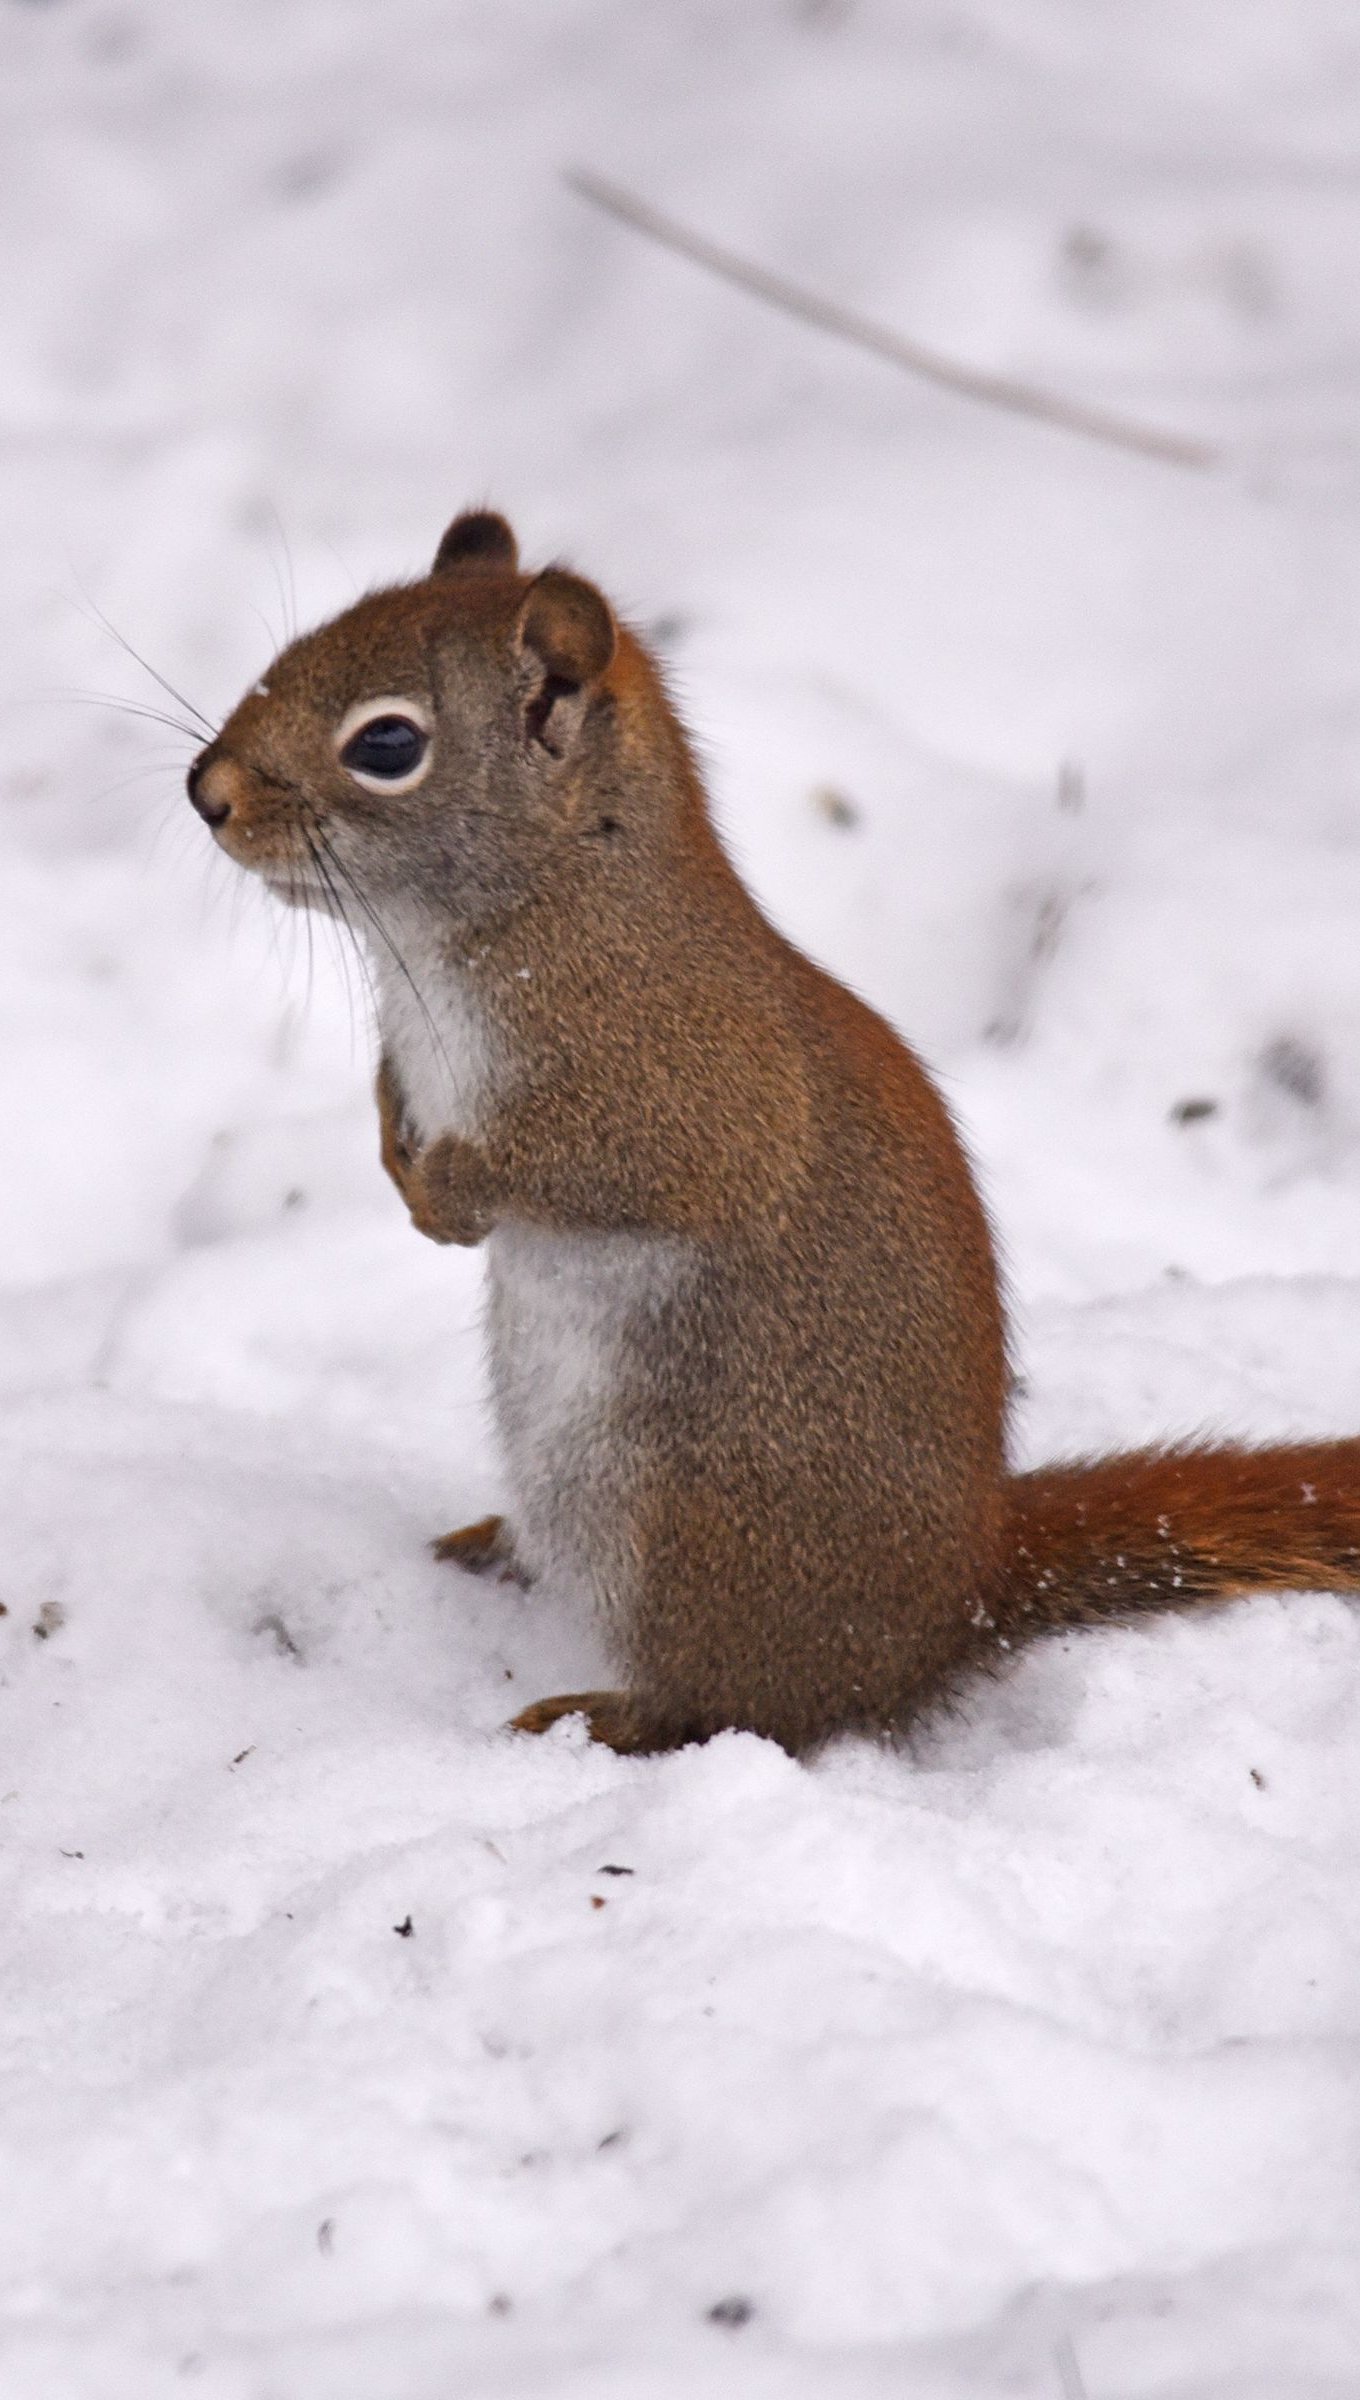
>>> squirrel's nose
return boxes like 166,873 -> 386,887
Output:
187,752 -> 235,829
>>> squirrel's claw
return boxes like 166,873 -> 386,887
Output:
432,1514 -> 532,1587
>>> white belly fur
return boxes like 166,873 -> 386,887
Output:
486,1220 -> 685,1607
374,929 -> 682,1613
373,925 -> 491,1146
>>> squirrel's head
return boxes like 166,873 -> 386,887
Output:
187,510 -> 632,937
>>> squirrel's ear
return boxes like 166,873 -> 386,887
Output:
517,569 -> 615,686
515,570 -> 616,760
432,510 -> 519,577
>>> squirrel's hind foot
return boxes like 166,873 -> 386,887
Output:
509,1688 -> 673,1754
432,1514 -> 533,1587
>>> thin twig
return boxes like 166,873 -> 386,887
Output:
566,168 -> 1218,472
1054,2333 -> 1089,2400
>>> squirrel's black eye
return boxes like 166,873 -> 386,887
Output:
333,695 -> 434,795
340,715 -> 428,782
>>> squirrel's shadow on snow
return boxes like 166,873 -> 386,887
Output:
901,1629 -> 1104,1771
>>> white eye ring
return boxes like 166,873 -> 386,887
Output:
334,694 -> 434,795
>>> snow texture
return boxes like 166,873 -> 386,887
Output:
3,3 -> 1360,2393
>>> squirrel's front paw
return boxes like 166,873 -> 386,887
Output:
404,1133 -> 499,1247
376,1055 -> 419,1201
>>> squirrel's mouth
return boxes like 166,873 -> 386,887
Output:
187,749 -> 346,917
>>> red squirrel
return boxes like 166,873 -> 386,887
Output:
187,509 -> 1360,1753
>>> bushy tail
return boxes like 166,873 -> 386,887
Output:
1001,1440 -> 1360,1638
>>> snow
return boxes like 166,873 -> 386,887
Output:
3,2 -> 1360,2391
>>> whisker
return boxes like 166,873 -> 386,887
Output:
302,819 -> 373,1052
309,822 -> 452,1078
249,601 -> 282,661
318,535 -> 361,607
256,856 -> 301,1002
307,831 -> 375,1011
63,692 -> 206,745
264,500 -> 300,647
75,594 -> 219,738
145,788 -> 210,869
305,849 -> 356,1050
300,832 -> 317,1022
86,762 -> 194,806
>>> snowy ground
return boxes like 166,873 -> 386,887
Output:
4,3 -> 1360,2393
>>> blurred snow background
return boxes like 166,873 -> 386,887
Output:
2,2 -> 1360,2393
